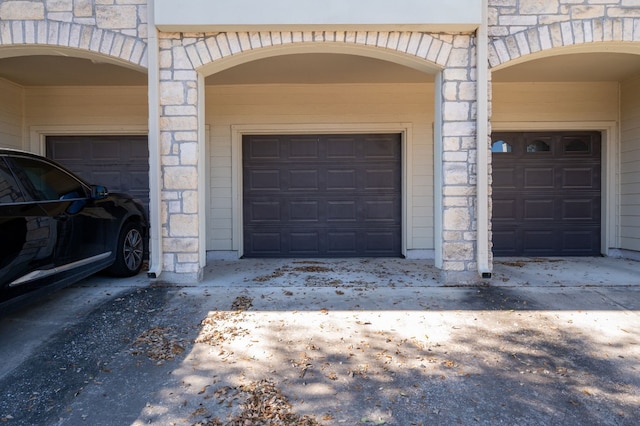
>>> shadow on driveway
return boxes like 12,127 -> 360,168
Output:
0,257 -> 638,425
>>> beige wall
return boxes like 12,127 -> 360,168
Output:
0,78 -> 24,149
492,82 -> 619,123
205,82 -> 435,253
620,76 -> 640,252
24,86 -> 148,128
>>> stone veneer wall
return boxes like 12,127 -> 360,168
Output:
157,31 -> 481,279
0,0 -> 147,39
488,0 -> 640,66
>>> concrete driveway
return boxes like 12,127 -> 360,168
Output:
0,257 -> 638,425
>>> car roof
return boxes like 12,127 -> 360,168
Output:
0,148 -> 43,157
0,148 -> 93,187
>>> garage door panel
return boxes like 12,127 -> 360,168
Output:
327,137 -> 357,159
366,232 -> 398,252
365,200 -> 398,221
327,200 -> 357,222
91,141 -> 121,161
290,137 -> 320,159
46,135 -> 149,216
492,131 -> 601,257
327,170 -> 356,190
289,201 -> 320,222
562,199 -> 600,220
247,201 -> 281,222
243,133 -> 401,258
290,232 -> 320,254
522,230 -> 557,253
247,137 -> 280,159
248,170 -> 280,190
248,232 -> 283,254
289,170 -> 319,190
523,199 -> 554,220
327,232 -> 357,254
365,168 -> 397,190
493,199 -> 517,221
524,168 -> 554,188
493,230 -> 519,256
562,168 -> 597,188
562,230 -> 599,253
364,137 -> 397,159
493,167 -> 517,189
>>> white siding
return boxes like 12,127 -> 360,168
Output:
620,77 -> 640,252
205,83 -> 434,252
0,79 -> 24,149
492,82 -> 619,123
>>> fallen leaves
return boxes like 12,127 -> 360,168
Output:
231,296 -> 253,311
130,326 -> 186,364
191,379 -> 321,426
195,311 -> 249,348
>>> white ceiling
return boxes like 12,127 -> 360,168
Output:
1,52 -> 639,86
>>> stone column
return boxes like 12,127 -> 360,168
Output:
439,34 -> 479,284
158,34 -> 203,282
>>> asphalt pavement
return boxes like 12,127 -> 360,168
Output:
0,258 -> 639,425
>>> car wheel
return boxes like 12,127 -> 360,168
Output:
107,221 -> 144,277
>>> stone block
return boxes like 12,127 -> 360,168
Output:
74,0 -> 93,17
96,5 -> 137,30
47,0 -> 72,12
170,214 -> 199,237
182,191 -> 199,214
0,1 -> 45,20
443,207 -> 471,231
520,0 -> 559,14
163,237 -> 198,253
179,142 -> 199,165
163,166 -> 198,190
444,101 -> 470,121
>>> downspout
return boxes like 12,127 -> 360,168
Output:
147,0 -> 163,279
476,0 -> 491,279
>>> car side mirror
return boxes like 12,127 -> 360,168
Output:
91,185 -> 108,200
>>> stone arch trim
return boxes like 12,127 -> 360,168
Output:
170,31 -> 454,72
488,17 -> 640,69
0,20 -> 147,68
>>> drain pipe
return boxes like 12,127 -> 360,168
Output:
146,0 -> 163,279
476,0 -> 491,279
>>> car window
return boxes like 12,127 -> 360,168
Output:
10,156 -> 87,201
0,158 -> 27,203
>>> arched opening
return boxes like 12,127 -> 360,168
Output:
0,45 -> 150,212
491,46 -> 640,259
198,46 -> 441,262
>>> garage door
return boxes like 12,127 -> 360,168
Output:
243,134 -> 401,257
491,131 -> 601,257
46,135 -> 149,214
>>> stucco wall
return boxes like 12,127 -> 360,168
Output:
0,78 -> 23,149
620,76 -> 640,251
205,82 -> 435,254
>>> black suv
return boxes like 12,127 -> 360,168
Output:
0,149 -> 148,313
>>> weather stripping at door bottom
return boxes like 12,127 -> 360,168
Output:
9,252 -> 112,287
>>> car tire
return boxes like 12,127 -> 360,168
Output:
107,221 -> 144,277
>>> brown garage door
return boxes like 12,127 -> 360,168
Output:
46,135 -> 149,214
491,131 -> 601,257
243,134 -> 402,257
